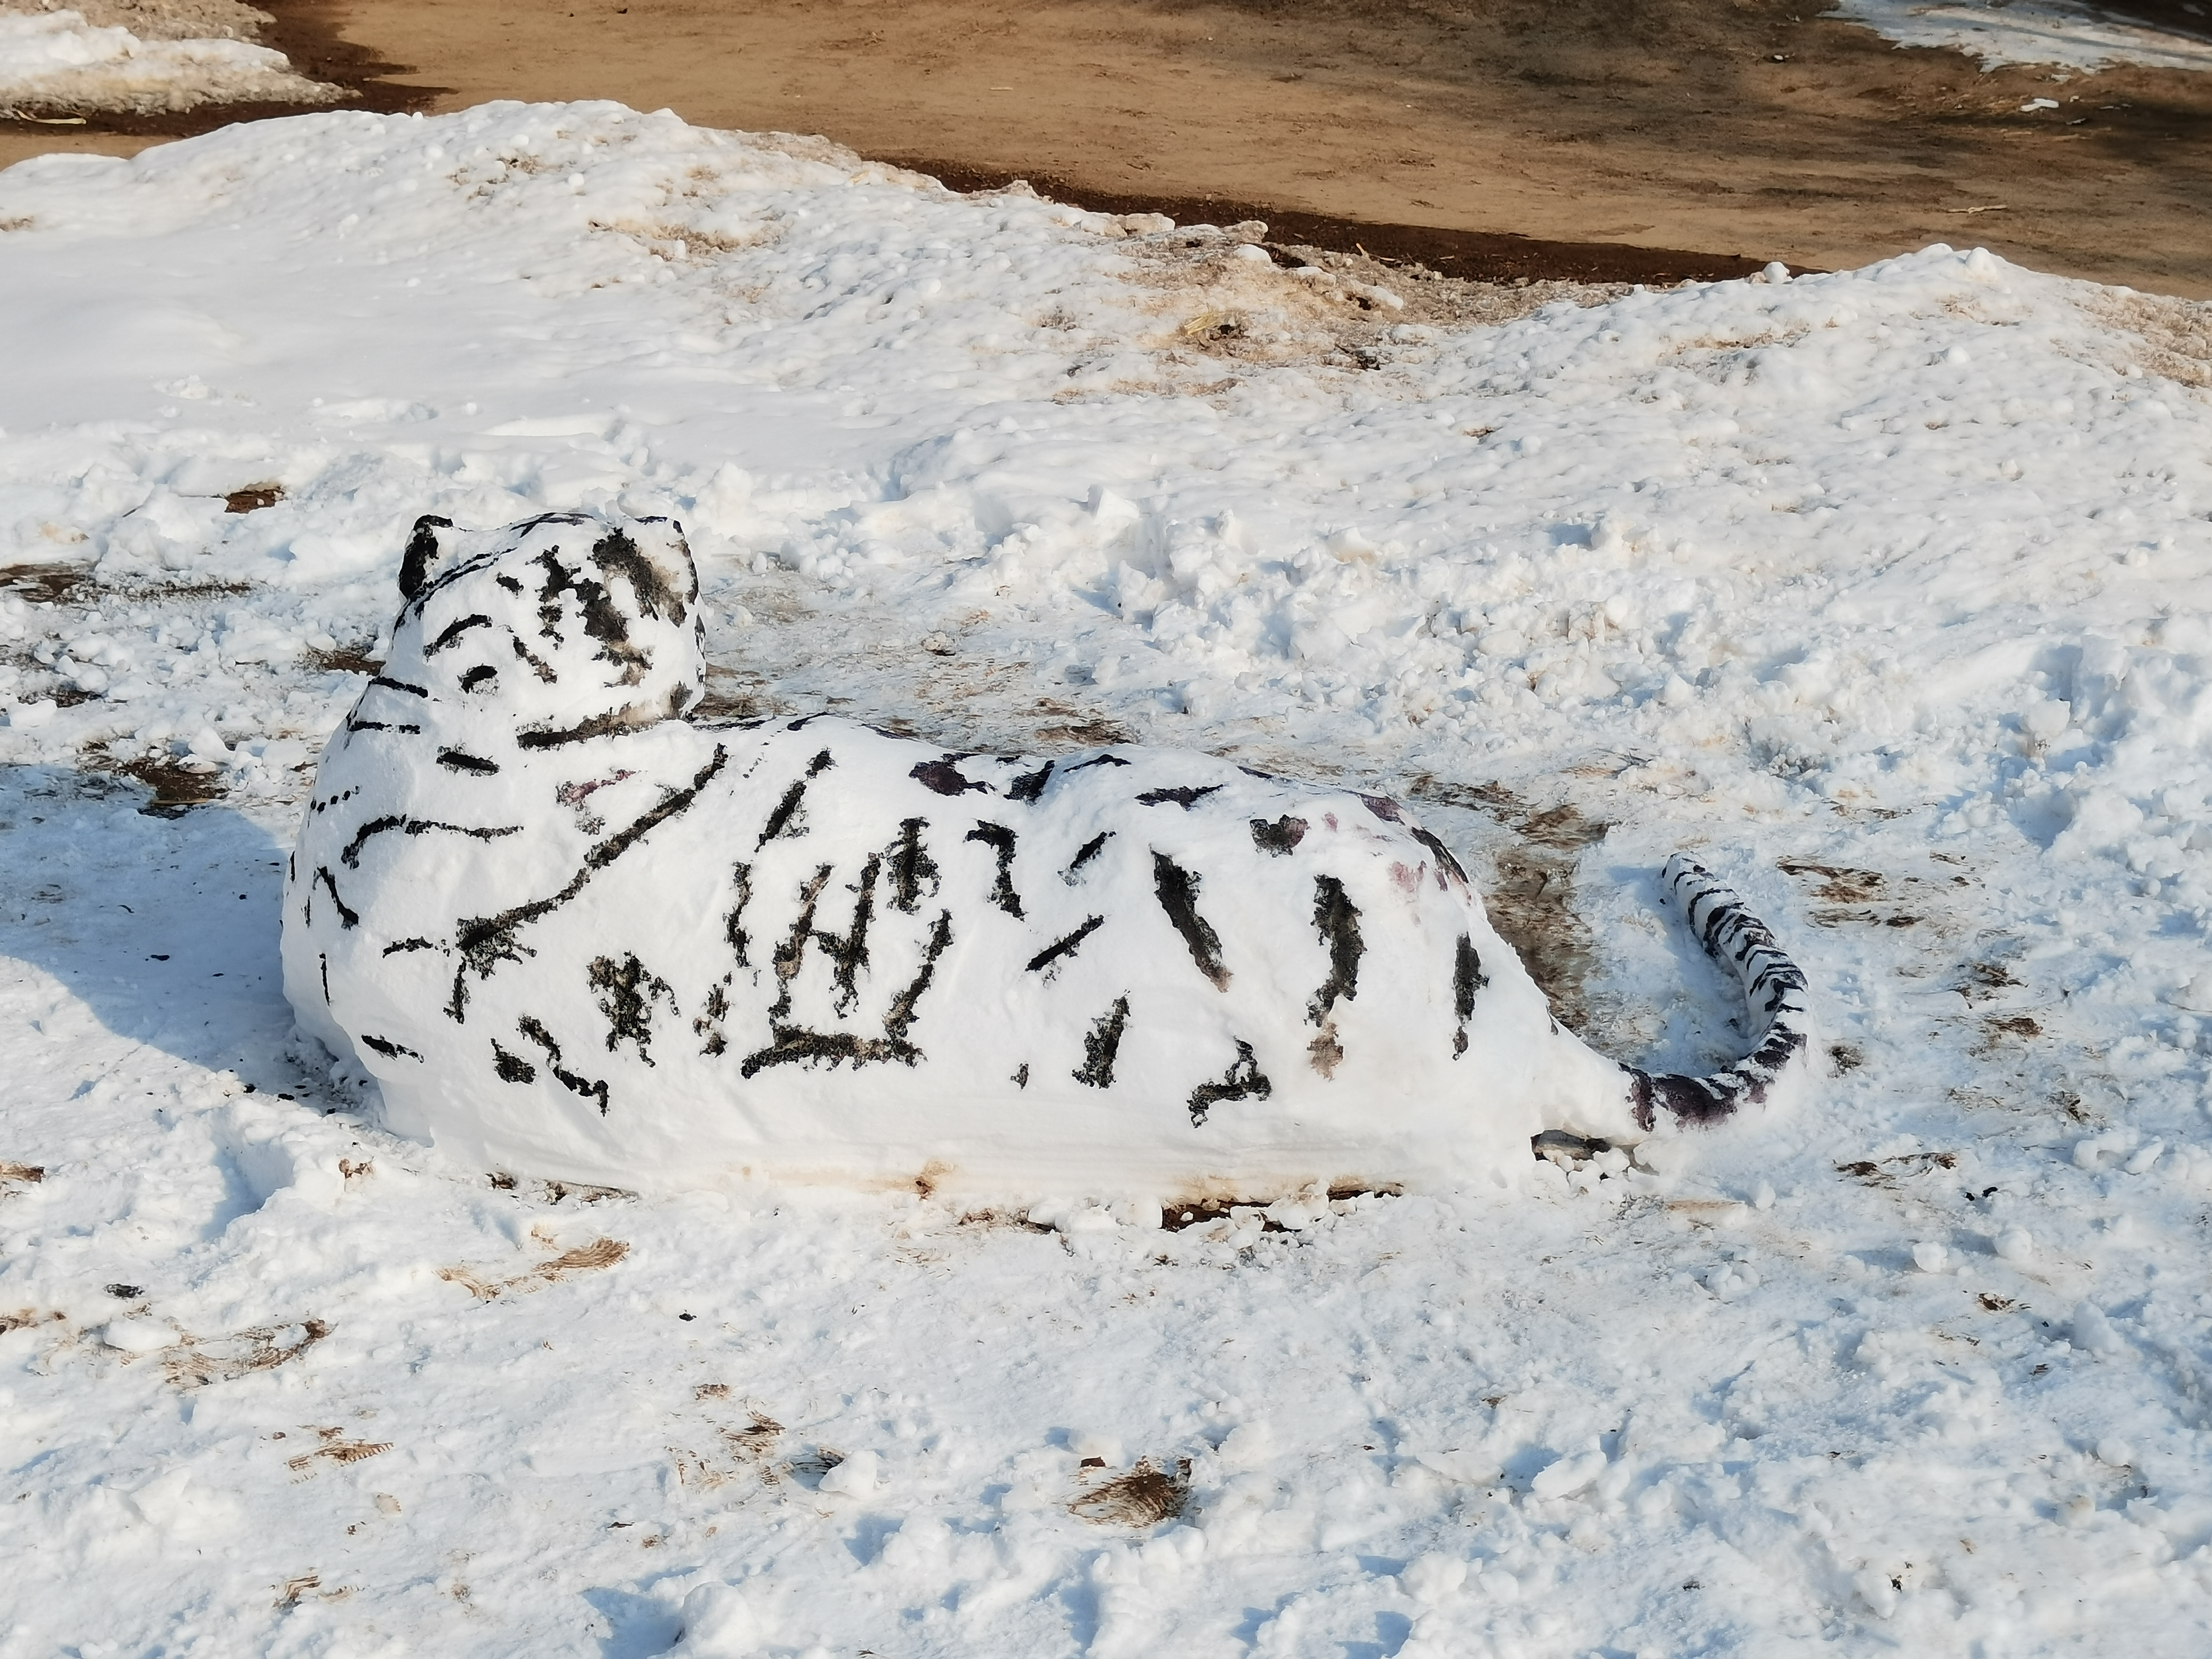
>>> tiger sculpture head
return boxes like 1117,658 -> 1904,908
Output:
387,510 -> 705,751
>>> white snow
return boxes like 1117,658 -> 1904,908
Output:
0,7 -> 337,114
3,99 -> 2212,1655
1829,0 -> 2212,72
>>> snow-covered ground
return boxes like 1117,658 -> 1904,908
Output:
1830,0 -> 2212,72
4,101 -> 2212,1656
0,4 -> 337,116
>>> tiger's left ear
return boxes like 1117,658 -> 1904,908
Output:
594,517 -> 699,618
397,515 -> 460,601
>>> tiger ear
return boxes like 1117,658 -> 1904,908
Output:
397,515 -> 459,601
639,517 -> 699,607
591,517 -> 699,618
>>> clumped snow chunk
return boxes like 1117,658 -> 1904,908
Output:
1829,0 -> 2212,72
0,7 -> 339,114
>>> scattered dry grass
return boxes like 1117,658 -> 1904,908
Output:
1837,1151 -> 1958,1186
285,1425 -> 393,1476
438,1237 -> 630,1301
485,1171 -> 634,1204
1121,227 -> 1623,379
1777,858 -> 1945,930
2092,293 -> 2212,390
955,1207 -> 1054,1233
159,1318 -> 329,1388
1070,1458 -> 1188,1527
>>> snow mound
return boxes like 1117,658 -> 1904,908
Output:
1828,0 -> 2212,72
0,7 -> 339,114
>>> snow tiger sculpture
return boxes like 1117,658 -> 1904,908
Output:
282,509 -> 1812,1198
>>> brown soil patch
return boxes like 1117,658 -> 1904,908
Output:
302,643 -> 383,675
9,1 -> 2209,292
0,564 -> 90,606
111,754 -> 227,816
332,0 -> 2212,296
224,482 -> 284,513
1777,857 -> 1942,930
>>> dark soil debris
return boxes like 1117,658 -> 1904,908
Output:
0,563 -> 89,605
1070,1457 -> 1189,1527
224,484 -> 285,514
111,756 -> 227,816
304,643 -> 385,675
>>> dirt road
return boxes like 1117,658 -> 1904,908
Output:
6,0 -> 2212,294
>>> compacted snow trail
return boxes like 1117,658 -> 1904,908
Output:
4,103 -> 2212,1657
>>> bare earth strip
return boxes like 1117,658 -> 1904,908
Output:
3,0 -> 2211,293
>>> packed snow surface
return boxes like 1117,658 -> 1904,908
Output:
3,101 -> 2212,1657
1829,0 -> 2212,71
0,7 -> 337,114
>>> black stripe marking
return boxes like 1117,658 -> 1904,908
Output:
446,745 -> 729,1022
1451,935 -> 1486,1057
519,1014 -> 610,1115
1187,1040 -> 1271,1127
738,909 -> 953,1077
1309,876 -> 1362,1023
427,613 -> 493,654
1153,852 -> 1229,990
965,822 -> 1024,917
1136,784 -> 1221,810
912,757 -> 985,796
1026,914 -> 1104,975
886,818 -> 939,912
1065,831 -> 1111,880
1072,996 -> 1130,1088
313,867 -> 358,929
813,855 -> 881,1016
340,815 -> 521,870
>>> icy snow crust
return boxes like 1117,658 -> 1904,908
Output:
0,8 -> 338,115
4,102 -> 2212,1655
1828,0 -> 2212,72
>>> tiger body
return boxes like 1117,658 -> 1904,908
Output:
283,511 -> 1807,1197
